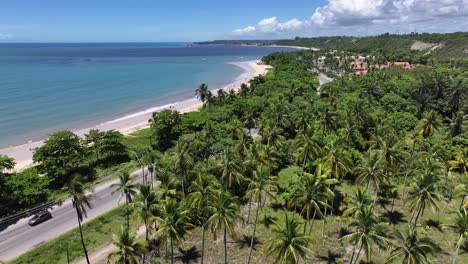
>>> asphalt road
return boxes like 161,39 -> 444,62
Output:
0,168 -> 145,261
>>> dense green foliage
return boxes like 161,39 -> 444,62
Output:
6,44 -> 468,263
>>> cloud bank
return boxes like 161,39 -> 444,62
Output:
232,0 -> 468,38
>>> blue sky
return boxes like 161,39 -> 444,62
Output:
0,0 -> 466,42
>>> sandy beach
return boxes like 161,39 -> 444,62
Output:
0,60 -> 271,171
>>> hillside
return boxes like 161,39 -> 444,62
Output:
196,32 -> 468,62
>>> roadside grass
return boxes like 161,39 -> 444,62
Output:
9,207 -> 127,264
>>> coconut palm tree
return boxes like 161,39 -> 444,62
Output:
408,160 -> 444,227
449,112 -> 467,138
195,83 -> 210,103
340,204 -> 389,264
322,135 -> 351,179
418,110 -> 441,138
386,225 -> 441,264
107,226 -> 147,264
354,150 -> 387,194
447,209 -> 468,264
245,165 -> 278,264
265,213 -> 313,264
294,128 -> 320,177
288,164 -> 337,235
342,187 -> 373,217
172,140 -> 194,194
449,148 -> 468,174
239,83 -> 249,97
187,174 -> 220,264
68,175 -> 93,264
207,191 -> 241,264
131,184 -> 157,243
154,199 -> 193,264
218,150 -> 244,191
111,172 -> 138,228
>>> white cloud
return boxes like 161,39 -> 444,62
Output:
231,0 -> 468,37
232,16 -> 305,36
233,26 -> 256,35
0,33 -> 13,40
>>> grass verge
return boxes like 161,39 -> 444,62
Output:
9,206 -> 126,264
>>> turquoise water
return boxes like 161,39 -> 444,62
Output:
0,43 -> 293,147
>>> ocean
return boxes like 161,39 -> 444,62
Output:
0,43 -> 294,148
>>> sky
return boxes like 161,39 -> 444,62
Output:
0,0 -> 467,42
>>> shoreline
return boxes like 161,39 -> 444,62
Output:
0,60 -> 271,171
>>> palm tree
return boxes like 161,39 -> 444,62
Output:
265,213 -> 313,264
294,128 -> 320,177
239,83 -> 249,97
218,150 -> 244,190
111,172 -> 138,228
354,150 -> 386,194
322,135 -> 351,179
207,191 -> 241,264
447,209 -> 468,264
449,148 -> 468,174
68,175 -> 93,264
342,187 -> 373,217
245,165 -> 278,264
418,110 -> 441,138
408,159 -> 444,227
187,174 -> 220,264
154,199 -> 193,264
449,112 -> 467,138
387,225 -> 441,264
195,83 -> 210,103
131,184 -> 157,243
288,164 -> 336,235
340,204 -> 389,264
172,140 -> 194,194
107,226 -> 148,264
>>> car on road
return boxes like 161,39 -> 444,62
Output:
28,211 -> 52,226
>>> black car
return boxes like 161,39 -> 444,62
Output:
28,211 -> 52,226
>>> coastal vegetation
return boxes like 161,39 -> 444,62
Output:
3,43 -> 468,264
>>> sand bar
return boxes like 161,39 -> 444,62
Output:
0,60 -> 271,171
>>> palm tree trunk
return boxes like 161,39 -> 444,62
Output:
247,197 -> 261,264
171,236 -> 174,264
308,210 -> 317,235
413,203 -> 424,228
349,243 -> 357,264
75,208 -> 90,264
459,194 -> 466,210
125,195 -> 130,229
301,149 -> 308,177
322,206 -> 328,237
453,235 -> 463,264
201,222 -> 206,264
246,195 -> 253,224
224,227 -> 228,264
181,173 -> 186,194
354,242 -> 364,264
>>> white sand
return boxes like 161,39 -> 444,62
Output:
0,61 -> 271,171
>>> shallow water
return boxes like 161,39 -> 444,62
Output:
0,43 -> 293,147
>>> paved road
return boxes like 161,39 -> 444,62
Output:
0,168 -> 145,261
